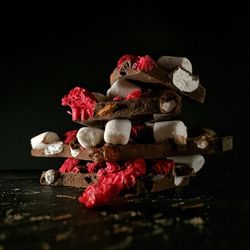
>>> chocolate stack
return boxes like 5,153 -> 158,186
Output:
31,55 -> 233,208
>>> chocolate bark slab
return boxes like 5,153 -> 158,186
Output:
31,136 -> 233,162
110,57 -> 206,103
103,136 -> 233,161
40,170 -> 190,192
32,144 -> 104,162
40,171 -> 97,188
76,90 -> 181,126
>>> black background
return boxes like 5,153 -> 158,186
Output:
0,10 -> 247,171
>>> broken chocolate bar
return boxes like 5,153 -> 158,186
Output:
31,135 -> 233,162
75,89 -> 182,126
40,170 -> 98,188
40,169 -> 190,192
110,55 -> 206,103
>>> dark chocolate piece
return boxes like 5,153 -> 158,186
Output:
40,170 -> 97,188
76,90 -> 181,126
31,145 -> 104,162
32,136 -> 233,162
110,58 -> 206,103
103,136 -> 232,161
39,170 -> 190,192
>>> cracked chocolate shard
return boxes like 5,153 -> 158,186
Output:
40,171 -> 98,188
110,55 -> 206,103
31,135 -> 233,162
75,89 -> 182,126
39,169 -> 190,192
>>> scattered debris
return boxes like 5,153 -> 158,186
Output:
30,215 -> 51,222
41,242 -> 51,250
0,234 -> 6,240
55,230 -> 72,241
30,213 -> 72,222
113,224 -> 133,234
100,211 -> 107,216
105,235 -> 133,250
172,201 -> 204,210
56,194 -> 77,199
4,209 -> 24,224
154,218 -> 174,226
184,216 -> 204,229
52,213 -> 72,221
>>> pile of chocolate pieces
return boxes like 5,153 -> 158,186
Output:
31,55 -> 233,208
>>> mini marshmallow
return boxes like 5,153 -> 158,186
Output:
104,119 -> 132,145
157,56 -> 192,73
174,176 -> 185,186
153,120 -> 187,145
77,127 -> 104,148
161,99 -> 176,113
168,154 -> 205,173
106,78 -> 141,99
31,131 -> 60,149
44,169 -> 58,185
70,147 -> 81,157
44,141 -> 64,155
172,67 -> 199,92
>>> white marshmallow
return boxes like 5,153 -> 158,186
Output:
174,176 -> 185,186
31,131 -> 60,149
70,147 -> 81,157
104,119 -> 132,145
153,121 -> 187,144
44,141 -> 63,155
44,169 -> 58,184
106,78 -> 141,99
161,99 -> 176,113
172,67 -> 199,92
168,155 -> 205,173
77,127 -> 104,148
157,56 -> 192,73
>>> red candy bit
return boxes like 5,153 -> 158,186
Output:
126,89 -> 150,100
63,130 -> 78,144
105,162 -> 120,174
117,54 -> 157,73
79,158 -> 146,208
61,87 -> 97,121
117,54 -> 137,68
125,88 -> 142,99
86,161 -> 104,173
59,158 -> 81,173
133,55 -> 157,72
130,125 -> 145,139
79,182 -> 120,208
152,159 -> 175,176
113,96 -> 123,101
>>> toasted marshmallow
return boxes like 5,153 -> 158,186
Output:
157,56 -> 192,73
153,121 -> 187,145
31,132 -> 60,149
106,78 -> 141,99
77,127 -> 104,148
104,119 -> 132,145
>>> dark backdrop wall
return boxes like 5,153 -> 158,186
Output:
0,11 -> 247,170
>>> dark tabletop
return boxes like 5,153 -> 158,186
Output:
0,165 -> 249,250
